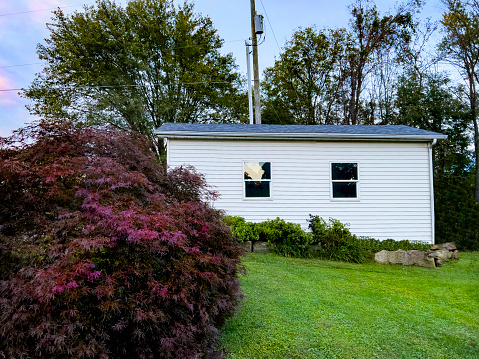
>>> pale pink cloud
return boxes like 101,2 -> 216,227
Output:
0,75 -> 19,107
25,0 -> 64,24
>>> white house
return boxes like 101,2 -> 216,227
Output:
155,123 -> 447,244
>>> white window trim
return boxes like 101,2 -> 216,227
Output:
330,161 -> 360,201
242,160 -> 273,200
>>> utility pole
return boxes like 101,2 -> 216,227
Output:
246,43 -> 254,124
250,0 -> 261,124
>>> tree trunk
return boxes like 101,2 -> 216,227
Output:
469,78 -> 479,201
349,75 -> 357,126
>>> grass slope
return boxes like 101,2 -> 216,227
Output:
220,253 -> 479,359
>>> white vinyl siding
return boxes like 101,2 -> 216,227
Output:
167,139 -> 434,243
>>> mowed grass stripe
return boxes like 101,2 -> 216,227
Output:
220,252 -> 479,359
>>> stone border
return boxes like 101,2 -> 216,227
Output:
240,241 -> 460,268
374,243 -> 459,268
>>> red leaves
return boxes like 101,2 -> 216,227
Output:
0,120 -> 244,358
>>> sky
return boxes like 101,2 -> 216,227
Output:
0,0 -> 446,137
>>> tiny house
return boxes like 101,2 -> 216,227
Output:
155,123 -> 447,243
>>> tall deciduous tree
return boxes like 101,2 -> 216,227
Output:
341,0 -> 416,125
261,0 -> 418,126
394,72 -> 478,249
440,0 -> 479,201
23,0 -> 246,143
261,27 -> 346,125
395,72 -> 470,174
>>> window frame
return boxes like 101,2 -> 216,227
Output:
243,161 -> 273,200
330,162 -> 360,201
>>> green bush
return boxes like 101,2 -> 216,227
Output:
358,237 -> 431,252
224,216 -> 260,242
260,218 -> 312,257
308,216 -> 366,263
226,215 -> 433,263
309,216 -> 434,263
224,216 -> 312,257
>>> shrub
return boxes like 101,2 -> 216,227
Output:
223,216 -> 260,243
358,237 -> 431,253
224,217 -> 312,257
0,120 -> 244,359
309,216 -> 434,263
260,218 -> 312,257
308,216 -> 366,263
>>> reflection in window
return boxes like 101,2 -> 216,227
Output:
244,162 -> 271,198
332,163 -> 358,199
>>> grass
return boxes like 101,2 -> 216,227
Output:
219,252 -> 479,359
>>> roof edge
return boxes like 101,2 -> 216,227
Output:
154,130 -> 448,141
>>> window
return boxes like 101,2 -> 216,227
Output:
331,163 -> 358,199
244,162 -> 271,198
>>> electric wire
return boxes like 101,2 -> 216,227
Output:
0,81 -> 234,92
258,0 -> 282,53
0,63 -> 42,69
0,39 -> 245,72
0,3 -> 245,80
0,3 -> 95,17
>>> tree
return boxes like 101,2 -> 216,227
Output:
261,0 -> 418,126
22,0 -> 246,143
261,27 -> 345,125
0,120 -> 244,358
394,72 -> 478,249
440,0 -> 479,201
340,0 -> 417,125
395,72 -> 470,173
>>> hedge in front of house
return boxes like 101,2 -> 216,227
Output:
225,216 -> 311,257
227,215 -> 431,263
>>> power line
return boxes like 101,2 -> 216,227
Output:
0,39 -> 245,70
0,63 -> 42,69
0,3 -> 94,17
258,0 -> 282,53
0,81 -> 234,92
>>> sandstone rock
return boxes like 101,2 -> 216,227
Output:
407,250 -> 435,268
428,249 -> 452,261
253,241 -> 270,253
428,249 -> 453,267
375,242 -> 459,268
389,249 -> 408,265
439,242 -> 457,251
375,250 -> 390,264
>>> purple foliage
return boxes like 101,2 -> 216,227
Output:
0,120 -> 244,359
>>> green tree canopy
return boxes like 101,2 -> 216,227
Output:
262,27 -> 345,125
23,0 -> 247,142
394,71 -> 479,249
261,0 -> 418,126
395,72 -> 471,174
440,0 -> 479,201
342,0 -> 416,125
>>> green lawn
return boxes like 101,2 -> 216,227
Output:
219,252 -> 479,359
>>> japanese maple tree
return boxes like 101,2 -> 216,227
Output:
0,120 -> 244,359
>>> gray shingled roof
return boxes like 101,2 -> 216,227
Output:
155,123 -> 447,141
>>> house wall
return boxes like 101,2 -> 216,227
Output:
167,138 -> 434,243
